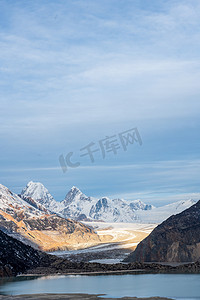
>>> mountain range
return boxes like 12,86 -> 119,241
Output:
20,181 -> 154,222
20,181 -> 198,223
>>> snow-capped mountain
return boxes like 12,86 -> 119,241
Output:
63,186 -> 93,206
21,181 -> 63,212
19,181 -> 199,224
61,191 -> 154,222
60,186 -> 96,220
20,181 -> 154,222
89,197 -> 140,222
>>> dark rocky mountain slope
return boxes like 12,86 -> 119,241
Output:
0,229 -> 45,277
125,200 -> 200,263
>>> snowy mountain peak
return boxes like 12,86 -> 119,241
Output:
27,180 -> 34,186
62,186 -> 91,206
71,186 -> 81,191
70,186 -> 83,196
20,181 -> 59,212
23,180 -> 46,191
0,183 -> 43,218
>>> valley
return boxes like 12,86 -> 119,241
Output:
51,222 -> 157,262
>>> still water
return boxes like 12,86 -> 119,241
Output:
0,273 -> 200,299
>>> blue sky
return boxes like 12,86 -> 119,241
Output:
0,0 -> 200,206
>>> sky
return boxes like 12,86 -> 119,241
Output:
0,0 -> 200,206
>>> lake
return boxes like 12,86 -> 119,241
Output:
0,273 -> 200,299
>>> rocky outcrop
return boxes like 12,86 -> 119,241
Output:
125,200 -> 200,263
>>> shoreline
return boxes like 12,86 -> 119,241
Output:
0,293 -> 173,300
20,260 -> 200,277
12,267 -> 200,279
18,269 -> 146,277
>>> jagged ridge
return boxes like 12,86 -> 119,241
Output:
20,181 -> 155,223
20,181 -> 199,224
